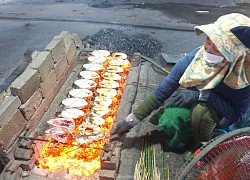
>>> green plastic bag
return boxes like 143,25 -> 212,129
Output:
156,105 -> 195,150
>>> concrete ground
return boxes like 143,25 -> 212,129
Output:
0,0 -> 250,179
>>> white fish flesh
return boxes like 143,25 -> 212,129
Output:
96,88 -> 117,98
106,66 -> 124,73
68,89 -> 93,98
79,71 -> 100,80
101,72 -> 121,80
112,52 -> 127,59
109,59 -> 129,66
91,50 -> 110,57
75,131 -> 106,144
82,63 -> 104,71
61,108 -> 85,119
61,98 -> 88,109
74,79 -> 97,89
99,80 -> 120,88
87,56 -> 106,63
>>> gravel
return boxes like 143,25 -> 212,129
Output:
84,28 -> 163,58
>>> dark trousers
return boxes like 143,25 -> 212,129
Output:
191,102 -> 221,142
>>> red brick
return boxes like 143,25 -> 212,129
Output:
101,148 -> 120,171
19,154 -> 37,171
101,157 -> 118,170
40,70 -> 57,98
0,96 -> 21,127
0,167 -> 22,180
54,54 -> 68,80
5,160 -> 21,172
72,33 -> 83,49
29,83 -> 57,129
19,131 -> 38,149
0,155 -> 10,166
10,69 -> 40,103
47,167 -> 68,179
14,147 -> 33,161
19,90 -> 42,121
82,48 -> 93,52
65,41 -> 77,65
54,56 -> 77,94
19,139 -> 33,149
45,38 -> 65,63
32,166 -> 50,177
0,142 -> 18,166
31,51 -> 54,82
78,54 -> 88,63
54,31 -> 72,47
0,110 -> 27,151
65,55 -> 77,78
113,147 -> 121,158
99,169 -> 116,180
32,141 -> 44,160
109,134 -> 119,142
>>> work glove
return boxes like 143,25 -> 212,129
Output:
110,113 -> 140,135
173,89 -> 199,107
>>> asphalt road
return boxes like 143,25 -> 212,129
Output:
1,0 -> 250,85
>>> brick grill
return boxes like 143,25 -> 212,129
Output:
0,31 -> 82,179
0,35 -> 141,179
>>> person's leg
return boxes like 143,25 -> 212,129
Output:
191,102 -> 221,142
183,102 -> 221,161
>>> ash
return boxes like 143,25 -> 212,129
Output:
84,28 -> 162,58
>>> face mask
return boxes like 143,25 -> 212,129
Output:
203,49 -> 224,64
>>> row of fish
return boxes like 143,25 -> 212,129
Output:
45,50 -> 129,144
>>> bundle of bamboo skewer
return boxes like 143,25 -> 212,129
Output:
134,138 -> 161,180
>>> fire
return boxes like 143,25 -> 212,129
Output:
38,51 -> 130,177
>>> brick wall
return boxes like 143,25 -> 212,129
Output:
0,31 -> 82,173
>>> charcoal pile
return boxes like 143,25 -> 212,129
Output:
84,28 -> 162,58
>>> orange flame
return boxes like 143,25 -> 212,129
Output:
38,53 -> 131,177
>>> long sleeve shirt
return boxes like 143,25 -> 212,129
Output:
154,48 -> 250,124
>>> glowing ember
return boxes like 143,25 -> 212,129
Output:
38,51 -> 130,177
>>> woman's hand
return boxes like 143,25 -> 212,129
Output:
110,113 -> 140,135
173,89 -> 200,107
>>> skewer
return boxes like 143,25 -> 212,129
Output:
167,165 -> 170,180
18,136 -> 112,151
